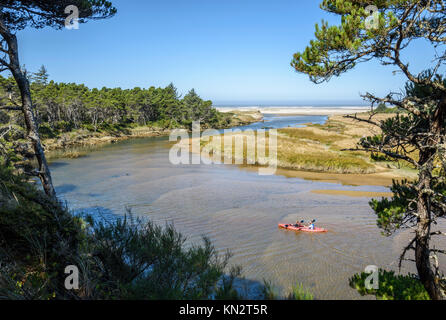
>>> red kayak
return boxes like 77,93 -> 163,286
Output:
278,223 -> 327,233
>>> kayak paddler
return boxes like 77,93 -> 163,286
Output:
295,220 -> 305,228
307,219 -> 316,230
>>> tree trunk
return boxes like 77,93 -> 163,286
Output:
415,97 -> 445,299
432,96 -> 446,137
415,166 -> 444,300
0,22 -> 57,200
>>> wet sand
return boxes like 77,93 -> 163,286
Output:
199,155 -> 411,187
271,168 -> 406,187
311,190 -> 394,198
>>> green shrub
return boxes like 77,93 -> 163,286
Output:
54,121 -> 74,133
214,265 -> 243,300
0,166 -> 84,299
0,111 -> 11,124
349,269 -> 430,300
374,103 -> 405,114
261,280 -> 313,300
82,212 -> 241,300
286,283 -> 314,300
0,167 -> 242,300
81,123 -> 95,132
261,280 -> 279,300
97,122 -> 132,135
375,103 -> 389,113
38,123 -> 57,139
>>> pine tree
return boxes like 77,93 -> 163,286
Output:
0,1 -> 116,199
32,65 -> 49,86
292,0 -> 445,299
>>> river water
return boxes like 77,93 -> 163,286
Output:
49,114 -> 422,299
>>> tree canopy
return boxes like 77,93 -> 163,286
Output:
292,0 -> 445,88
0,70 -> 227,167
0,0 -> 117,198
0,0 -> 116,31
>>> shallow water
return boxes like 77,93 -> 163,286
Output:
231,114 -> 327,131
50,115 -> 440,299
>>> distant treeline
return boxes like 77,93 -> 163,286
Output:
0,66 -> 229,138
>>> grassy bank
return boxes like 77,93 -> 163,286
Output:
197,113 -> 417,179
43,111 -> 263,158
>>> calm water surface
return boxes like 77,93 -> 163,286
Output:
50,115 -> 421,299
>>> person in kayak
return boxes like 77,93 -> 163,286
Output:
307,219 -> 316,230
295,220 -> 305,228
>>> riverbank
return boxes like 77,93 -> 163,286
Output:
44,110 -> 263,158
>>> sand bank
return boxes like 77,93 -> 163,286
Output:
311,190 -> 394,198
239,166 -> 409,187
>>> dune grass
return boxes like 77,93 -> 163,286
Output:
281,151 -> 374,173
279,127 -> 346,145
198,128 -> 375,174
197,113 -> 417,176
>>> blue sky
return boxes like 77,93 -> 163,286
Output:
16,0 -> 436,105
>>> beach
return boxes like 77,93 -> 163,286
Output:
216,106 -> 371,116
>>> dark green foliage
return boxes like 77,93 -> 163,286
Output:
84,213 -> 239,300
0,167 -> 242,300
182,89 -> 221,129
375,103 -> 388,113
405,71 -> 446,102
31,65 -> 49,87
1,1 -> 116,31
349,269 -> 430,300
0,111 -> 10,124
0,73 -> 228,137
286,283 -> 314,300
369,180 -> 416,235
0,166 -> 84,299
370,171 -> 446,236
374,103 -> 402,113
214,266 -> 243,300
261,280 -> 279,300
260,280 -> 314,300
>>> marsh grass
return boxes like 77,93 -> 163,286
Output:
278,127 -> 346,145
281,152 -> 374,173
287,283 -> 314,300
194,113 -> 418,177
261,280 -> 279,300
61,150 -> 88,159
199,127 -> 376,173
261,280 -> 314,300
47,150 -> 88,161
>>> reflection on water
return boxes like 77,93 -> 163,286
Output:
49,115 -> 427,299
